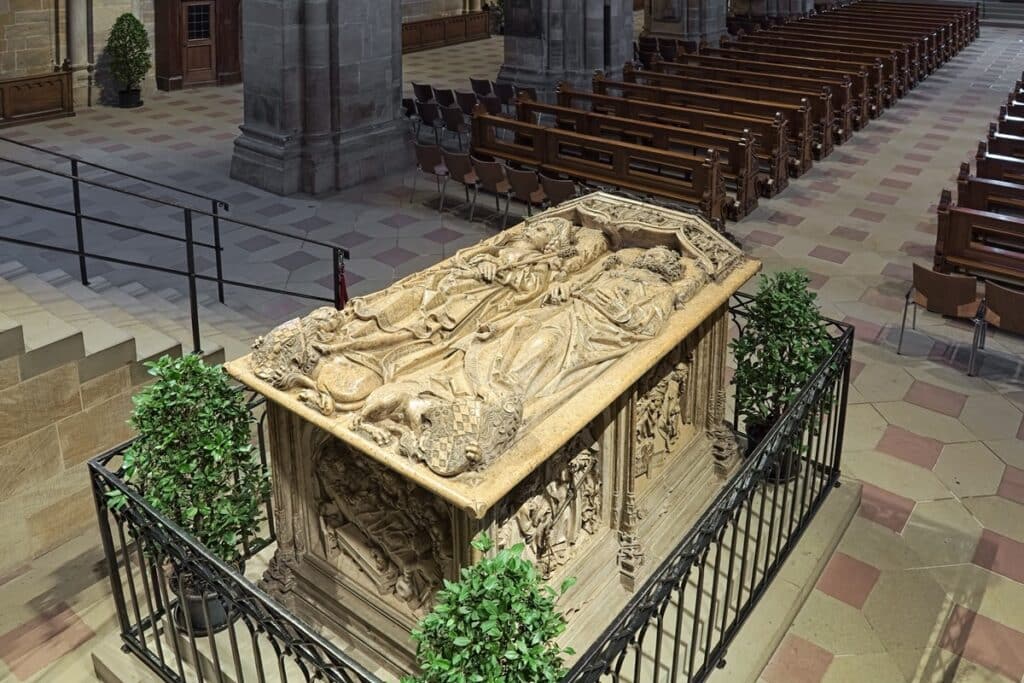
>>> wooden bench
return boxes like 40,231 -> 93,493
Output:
470,108 -> 728,223
592,72 -> 815,176
623,63 -> 835,159
814,9 -> 954,61
516,95 -> 761,218
789,16 -> 937,75
862,0 -> 979,40
555,84 -> 790,195
729,34 -> 904,104
672,51 -> 870,128
986,123 -> 1024,160
1006,93 -> 1024,119
401,11 -> 489,53
977,141 -> 1024,185
834,5 -> 966,56
0,69 -> 74,128
856,0 -> 977,48
957,162 -> 1024,217
935,190 -> 1024,285
999,106 -> 1024,137
710,43 -> 887,117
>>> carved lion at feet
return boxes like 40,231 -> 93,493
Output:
351,383 -> 525,477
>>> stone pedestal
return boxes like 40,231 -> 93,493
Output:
498,0 -> 635,99
230,0 -> 409,196
645,0 -> 728,48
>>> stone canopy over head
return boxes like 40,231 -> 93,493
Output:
228,193 -> 749,482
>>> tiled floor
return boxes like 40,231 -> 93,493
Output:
2,29 -> 1024,683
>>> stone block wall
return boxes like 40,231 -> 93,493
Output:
0,0 -> 59,77
0,357 -> 136,578
401,0 -> 465,21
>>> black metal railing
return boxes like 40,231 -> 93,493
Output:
562,293 -> 853,682
89,293 -> 852,683
89,391 -> 384,683
0,136 -> 350,354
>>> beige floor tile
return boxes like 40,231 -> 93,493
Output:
959,394 -> 1024,442
853,362 -> 916,404
933,443 -> 1006,499
791,591 -> 887,656
902,500 -> 984,569
962,496 -> 1024,546
986,439 -> 1024,470
862,569 -> 953,653
903,364 -> 998,398
844,449 -> 953,503
873,401 -> 977,445
926,563 -> 1024,634
821,652 -> 906,683
837,516 -> 926,572
890,647 -> 1016,683
841,403 -> 890,452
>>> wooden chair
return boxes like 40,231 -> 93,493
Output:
971,282 -> 1024,376
470,77 -> 493,98
470,156 -> 512,228
441,150 -> 480,218
411,82 -> 435,103
414,100 -> 444,143
492,81 -> 517,113
411,143 -> 449,211
401,97 -> 418,132
506,167 -> 546,217
456,90 -> 478,116
441,105 -> 469,150
897,263 -> 984,365
540,174 -> 579,207
433,87 -> 456,108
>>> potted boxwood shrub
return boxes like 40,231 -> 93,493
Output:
403,534 -> 576,682
110,353 -> 270,633
731,269 -> 832,481
106,13 -> 151,108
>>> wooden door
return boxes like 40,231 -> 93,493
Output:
182,0 -> 217,86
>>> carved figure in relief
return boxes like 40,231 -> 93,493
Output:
635,358 -> 689,478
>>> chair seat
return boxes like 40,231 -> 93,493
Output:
496,180 -> 511,193
462,171 -> 480,185
529,188 -> 547,204
433,164 -> 449,176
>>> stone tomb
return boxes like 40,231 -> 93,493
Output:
226,193 -> 760,675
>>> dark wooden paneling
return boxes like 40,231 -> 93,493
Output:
0,70 -> 75,128
402,11 -> 490,54
155,0 -> 240,91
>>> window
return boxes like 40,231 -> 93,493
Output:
187,4 -> 211,41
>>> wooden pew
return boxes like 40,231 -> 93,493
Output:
555,84 -> 791,195
833,5 -> 964,55
957,162 -> 1024,217
592,72 -> 815,176
862,0 -> 979,40
977,141 -> 1024,185
999,106 -> 1024,137
515,96 -> 760,218
622,63 -> 835,159
1007,93 -> 1024,119
711,43 -> 887,116
935,190 -> 1024,285
987,123 -> 1024,160
652,56 -> 855,142
817,9 -> 954,61
729,34 -> 903,103
766,23 -> 924,85
856,0 -> 977,48
677,50 -> 872,127
470,108 -> 728,223
790,16 -> 937,75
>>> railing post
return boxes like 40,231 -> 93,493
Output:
89,469 -> 132,636
333,247 -> 348,310
212,200 -> 225,304
70,159 -> 89,285
183,209 -> 202,355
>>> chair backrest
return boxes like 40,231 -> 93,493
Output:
507,167 -> 541,202
472,156 -> 508,191
415,100 -> 440,125
985,281 -> 1024,335
515,86 -> 538,102
480,94 -> 502,116
401,97 -> 416,118
456,90 -> 478,115
540,174 -> 578,206
412,82 -> 434,103
493,81 -> 516,105
470,77 -> 493,97
659,41 -> 680,60
443,149 -> 475,181
441,105 -> 466,131
913,263 -> 979,317
414,142 -> 444,172
434,88 -> 456,108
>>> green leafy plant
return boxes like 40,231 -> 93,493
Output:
731,269 -> 833,431
404,534 -> 576,683
109,354 -> 269,567
106,13 -> 151,91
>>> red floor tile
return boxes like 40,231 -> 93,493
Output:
997,465 -> 1024,506
746,229 -> 784,247
850,208 -> 886,223
761,635 -> 833,683
842,316 -> 884,344
816,552 -> 882,609
903,380 -> 968,418
875,425 -> 944,469
831,226 -> 870,242
973,529 -> 1024,585
940,605 -> 1024,682
864,191 -> 899,206
808,245 -> 851,264
0,603 -> 94,680
859,483 -> 916,534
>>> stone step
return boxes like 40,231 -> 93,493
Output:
122,284 -> 249,362
88,277 -> 225,375
0,311 -> 25,361
0,262 -> 138,383
36,268 -> 184,369
0,265 -> 85,380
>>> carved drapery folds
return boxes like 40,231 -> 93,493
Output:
635,353 -> 691,479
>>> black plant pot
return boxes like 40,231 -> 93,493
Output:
745,420 -> 801,484
172,587 -> 231,636
117,89 -> 143,108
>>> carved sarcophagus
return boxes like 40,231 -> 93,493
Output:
226,193 -> 760,676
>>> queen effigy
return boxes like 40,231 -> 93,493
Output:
226,192 -> 760,675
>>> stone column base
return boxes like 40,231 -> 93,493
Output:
334,119 -> 411,190
230,127 -> 305,196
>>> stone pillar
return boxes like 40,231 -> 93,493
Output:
498,0 -> 634,99
66,0 -> 92,105
645,0 -> 727,48
230,0 -> 408,196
